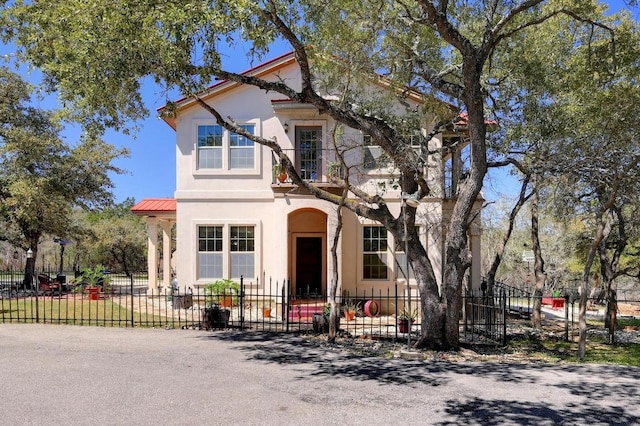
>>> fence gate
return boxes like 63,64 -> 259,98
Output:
462,289 -> 507,345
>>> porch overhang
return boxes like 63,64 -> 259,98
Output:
131,198 -> 177,295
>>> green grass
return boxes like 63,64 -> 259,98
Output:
0,298 -> 179,327
504,330 -> 640,366
617,317 -> 640,328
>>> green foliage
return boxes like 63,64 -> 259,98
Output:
3,0 -> 627,350
398,306 -> 417,321
342,300 -> 362,315
77,199 -> 147,275
80,264 -> 107,287
204,279 -> 241,307
0,67 -> 127,265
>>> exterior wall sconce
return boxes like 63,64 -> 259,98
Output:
402,191 -> 420,208
283,122 -> 289,133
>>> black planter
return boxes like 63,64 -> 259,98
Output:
312,313 -> 340,333
173,295 -> 193,310
203,306 -> 230,329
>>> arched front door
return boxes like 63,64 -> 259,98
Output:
288,209 -> 327,296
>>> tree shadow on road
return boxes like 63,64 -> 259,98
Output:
201,331 -> 640,423
436,397 -> 637,425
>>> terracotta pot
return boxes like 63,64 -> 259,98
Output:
364,300 -> 379,317
398,318 -> 409,333
262,307 -> 272,318
87,287 -> 100,301
344,311 -> 355,321
277,171 -> 288,183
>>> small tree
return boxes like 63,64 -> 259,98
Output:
0,67 -> 127,285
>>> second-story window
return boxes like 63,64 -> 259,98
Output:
198,125 -> 223,169
363,132 -> 422,171
197,124 -> 255,170
229,124 -> 255,169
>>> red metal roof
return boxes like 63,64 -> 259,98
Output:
131,198 -> 176,215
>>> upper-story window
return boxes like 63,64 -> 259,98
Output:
362,133 -> 421,170
363,134 -> 382,170
197,124 -> 255,170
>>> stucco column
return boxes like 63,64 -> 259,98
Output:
160,220 -> 173,294
469,219 -> 482,292
147,216 -> 159,296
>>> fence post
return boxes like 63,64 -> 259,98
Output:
34,271 -> 39,324
501,289 -> 507,346
240,275 -> 245,330
564,294 -> 569,342
130,274 -> 134,327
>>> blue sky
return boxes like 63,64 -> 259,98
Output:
2,1 -> 636,205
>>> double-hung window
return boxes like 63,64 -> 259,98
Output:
394,228 -> 418,280
363,134 -> 385,170
363,225 -> 388,279
197,225 -> 256,280
198,125 -> 223,169
197,124 -> 255,170
198,226 -> 223,279
230,226 -> 255,279
229,125 -> 255,169
363,132 -> 423,171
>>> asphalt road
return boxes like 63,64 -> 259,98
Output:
0,324 -> 638,425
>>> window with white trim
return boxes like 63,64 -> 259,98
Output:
363,225 -> 388,279
198,125 -> 223,169
394,227 -> 418,280
197,225 -> 256,280
198,226 -> 223,279
230,226 -> 255,279
197,124 -> 255,170
362,133 -> 421,170
229,125 -> 255,169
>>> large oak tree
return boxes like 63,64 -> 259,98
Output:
2,0 -> 614,349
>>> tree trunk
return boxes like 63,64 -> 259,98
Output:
486,172 -> 532,291
328,193 -> 347,344
530,177 -> 546,328
578,210 -> 612,360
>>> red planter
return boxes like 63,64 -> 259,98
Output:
87,287 -> 100,301
364,300 -> 379,317
398,318 -> 409,333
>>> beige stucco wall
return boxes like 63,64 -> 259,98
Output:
169,55 -> 478,298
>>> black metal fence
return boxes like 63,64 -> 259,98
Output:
462,287 -> 507,345
0,272 -> 428,340
0,270 -> 537,345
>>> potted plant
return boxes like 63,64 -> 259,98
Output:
398,306 -> 417,333
273,163 -> 287,183
204,279 -> 241,307
327,161 -> 342,180
312,303 -> 340,333
342,300 -> 362,321
262,304 -> 271,318
81,265 -> 107,300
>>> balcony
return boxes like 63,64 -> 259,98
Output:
271,149 -> 344,195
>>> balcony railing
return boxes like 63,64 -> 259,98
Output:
271,148 -> 343,185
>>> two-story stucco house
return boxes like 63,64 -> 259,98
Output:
132,52 -> 482,304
